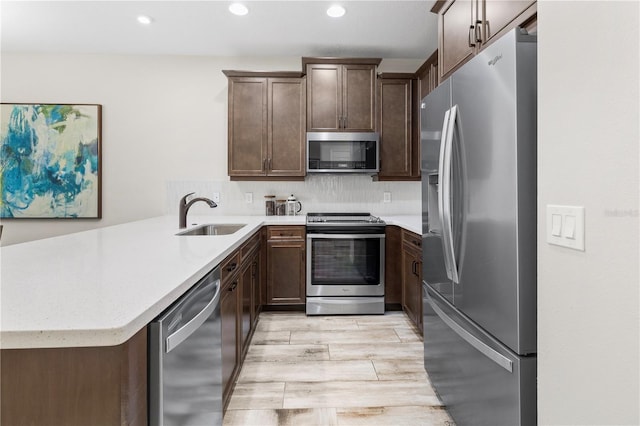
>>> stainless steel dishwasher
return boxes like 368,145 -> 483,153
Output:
149,266 -> 222,426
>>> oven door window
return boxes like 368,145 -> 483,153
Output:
310,237 -> 381,285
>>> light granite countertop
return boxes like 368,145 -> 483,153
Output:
0,214 -> 420,350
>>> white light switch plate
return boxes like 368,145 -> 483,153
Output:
383,192 -> 391,203
244,192 -> 253,203
546,205 -> 585,251
212,192 -> 220,203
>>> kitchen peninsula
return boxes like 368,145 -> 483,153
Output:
0,214 -> 419,424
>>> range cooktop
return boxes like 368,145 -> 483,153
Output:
306,212 -> 385,225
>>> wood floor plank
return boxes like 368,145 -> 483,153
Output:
237,360 -> 378,383
245,344 -> 330,362
282,380 -> 442,409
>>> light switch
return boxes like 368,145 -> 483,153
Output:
551,214 -> 562,236
546,205 -> 585,251
563,215 -> 576,239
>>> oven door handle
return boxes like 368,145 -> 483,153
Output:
307,234 -> 386,239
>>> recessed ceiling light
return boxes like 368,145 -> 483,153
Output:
137,15 -> 153,25
229,3 -> 249,16
327,5 -> 346,18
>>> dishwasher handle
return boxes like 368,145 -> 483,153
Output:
165,281 -> 221,353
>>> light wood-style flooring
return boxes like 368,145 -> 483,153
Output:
223,311 -> 454,425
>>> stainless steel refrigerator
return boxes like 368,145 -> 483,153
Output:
421,29 -> 537,426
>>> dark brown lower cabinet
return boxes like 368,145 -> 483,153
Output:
401,230 -> 423,334
221,230 -> 263,411
0,327 -> 148,426
266,226 -> 306,305
221,276 -> 240,408
250,249 -> 262,330
385,225 -> 403,308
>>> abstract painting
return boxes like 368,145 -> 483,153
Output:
0,104 -> 102,218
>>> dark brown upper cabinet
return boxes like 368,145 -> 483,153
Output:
224,71 -> 306,180
303,58 -> 381,132
416,50 -> 439,101
376,74 -> 419,180
434,0 -> 536,80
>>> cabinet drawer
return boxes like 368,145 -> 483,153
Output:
402,229 -> 422,249
267,226 -> 305,240
221,251 -> 241,285
240,232 -> 260,261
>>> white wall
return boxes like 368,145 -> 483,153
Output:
538,1 -> 639,424
0,54 -> 423,245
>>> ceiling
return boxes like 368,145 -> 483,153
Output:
1,1 -> 438,59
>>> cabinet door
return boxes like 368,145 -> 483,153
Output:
377,78 -> 413,179
306,64 -> 341,131
240,262 -> 252,353
402,243 -> 423,333
342,64 -> 376,131
440,0 -> 477,79
268,78 -> 306,176
221,279 -> 239,402
482,0 -> 536,45
228,77 -> 268,176
384,226 -> 403,305
250,250 -> 261,329
267,239 -> 305,305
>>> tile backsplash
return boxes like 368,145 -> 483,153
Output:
166,175 -> 420,217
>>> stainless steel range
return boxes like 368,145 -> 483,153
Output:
306,213 -> 385,315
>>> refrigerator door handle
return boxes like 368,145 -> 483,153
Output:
437,108 -> 455,279
439,105 -> 460,284
426,287 -> 514,373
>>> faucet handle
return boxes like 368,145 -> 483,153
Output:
180,192 -> 195,204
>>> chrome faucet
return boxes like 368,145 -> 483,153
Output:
179,192 -> 217,228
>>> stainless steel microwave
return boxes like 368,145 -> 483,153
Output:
307,132 -> 379,173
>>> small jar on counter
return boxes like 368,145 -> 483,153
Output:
275,199 -> 286,216
265,195 -> 276,216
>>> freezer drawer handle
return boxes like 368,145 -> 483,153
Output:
165,281 -> 221,353
427,291 -> 513,373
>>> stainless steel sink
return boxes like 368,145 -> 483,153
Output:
176,224 -> 246,236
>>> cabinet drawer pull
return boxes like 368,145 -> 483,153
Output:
229,281 -> 238,291
468,24 -> 476,48
484,20 -> 490,43
226,262 -> 237,272
411,260 -> 421,277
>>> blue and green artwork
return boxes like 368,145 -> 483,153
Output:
0,104 -> 101,218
